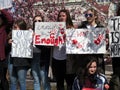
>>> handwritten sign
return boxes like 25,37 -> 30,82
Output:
0,0 -> 12,9
66,28 -> 106,54
34,22 -> 66,46
11,30 -> 33,58
108,16 -> 120,57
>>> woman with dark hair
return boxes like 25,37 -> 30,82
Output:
52,9 -> 75,90
0,9 -> 13,90
31,15 -> 51,90
8,19 -> 32,90
72,56 -> 109,90
57,9 -> 73,28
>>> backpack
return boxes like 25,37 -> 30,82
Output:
109,74 -> 120,90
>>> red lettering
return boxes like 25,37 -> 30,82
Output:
35,35 -> 40,44
58,36 -> 63,44
46,39 -> 51,44
41,38 -> 46,43
54,38 -> 58,46
36,35 -> 64,46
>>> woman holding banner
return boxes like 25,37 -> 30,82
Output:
31,15 -> 51,90
52,9 -> 75,90
0,9 -> 13,90
109,3 -> 120,90
111,3 -> 120,77
8,19 -> 31,90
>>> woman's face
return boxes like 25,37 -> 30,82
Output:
59,12 -> 67,22
85,10 -> 96,24
88,61 -> 97,75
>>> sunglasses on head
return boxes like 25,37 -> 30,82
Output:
34,20 -> 42,22
85,13 -> 93,18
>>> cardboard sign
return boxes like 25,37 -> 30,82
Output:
108,16 -> 120,57
34,22 -> 66,46
11,30 -> 33,58
0,0 -> 12,9
66,28 -> 106,54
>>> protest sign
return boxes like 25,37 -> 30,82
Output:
108,16 -> 120,57
66,28 -> 106,54
11,30 -> 33,58
0,0 -> 12,9
34,22 -> 66,46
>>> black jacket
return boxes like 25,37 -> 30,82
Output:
36,45 -> 51,66
78,21 -> 104,28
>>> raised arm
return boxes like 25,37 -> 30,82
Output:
0,9 -> 14,27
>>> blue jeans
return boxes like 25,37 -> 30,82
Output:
8,55 -> 28,90
40,65 -> 51,90
31,53 -> 41,90
31,53 -> 51,90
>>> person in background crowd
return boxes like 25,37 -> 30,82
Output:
52,9 -> 75,90
72,56 -> 109,90
111,3 -> 120,77
32,15 -> 51,90
109,3 -> 120,90
0,8 -> 13,90
8,19 -> 31,90
75,8 -> 105,74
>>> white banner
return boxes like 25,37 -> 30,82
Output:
34,22 -> 66,46
66,28 -> 106,54
11,30 -> 33,58
0,0 -> 12,9
108,16 -> 120,57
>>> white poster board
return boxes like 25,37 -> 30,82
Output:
108,16 -> 120,57
34,22 -> 66,46
0,0 -> 12,9
66,28 -> 106,54
11,30 -> 33,58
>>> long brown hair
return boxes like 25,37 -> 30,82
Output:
13,19 -> 27,30
33,15 -> 44,30
57,9 -> 73,28
77,56 -> 98,87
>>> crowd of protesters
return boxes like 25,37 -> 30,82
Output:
0,0 -> 120,90
8,0 -> 107,28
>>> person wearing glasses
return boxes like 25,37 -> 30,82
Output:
78,8 -> 103,28
76,8 -> 105,74
32,15 -> 51,90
